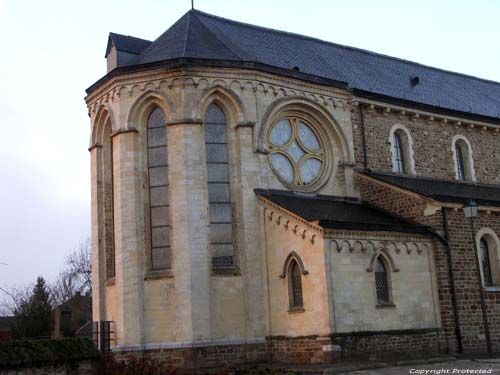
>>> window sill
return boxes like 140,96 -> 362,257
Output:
484,286 -> 500,292
376,303 -> 396,309
212,265 -> 241,277
105,278 -> 116,286
288,306 -> 305,314
145,269 -> 173,280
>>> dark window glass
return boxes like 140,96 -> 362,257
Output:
375,258 -> 390,304
480,238 -> 493,287
147,107 -> 169,270
205,104 -> 233,267
455,142 -> 466,181
290,260 -> 303,308
393,131 -> 406,174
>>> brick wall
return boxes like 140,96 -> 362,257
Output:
351,106 -> 500,184
331,329 -> 445,360
356,173 -> 500,355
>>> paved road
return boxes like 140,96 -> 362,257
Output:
339,359 -> 500,375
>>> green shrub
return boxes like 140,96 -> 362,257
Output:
0,337 -> 99,369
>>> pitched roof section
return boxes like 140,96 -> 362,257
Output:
255,189 -> 429,234
362,171 -> 500,207
105,33 -> 152,57
104,9 -> 500,121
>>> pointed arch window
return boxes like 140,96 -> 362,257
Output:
288,260 -> 304,310
375,257 -> 390,305
480,238 -> 493,287
390,127 -> 414,175
147,107 -> 170,270
204,104 -> 234,268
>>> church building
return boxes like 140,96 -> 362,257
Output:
85,9 -> 500,367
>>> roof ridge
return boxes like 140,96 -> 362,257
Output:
193,9 -> 500,87
191,10 -> 243,60
109,32 -> 151,43
182,10 -> 191,57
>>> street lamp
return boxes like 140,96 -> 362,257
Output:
463,199 -> 492,357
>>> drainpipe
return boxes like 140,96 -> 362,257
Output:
358,103 -> 368,171
442,208 -> 463,354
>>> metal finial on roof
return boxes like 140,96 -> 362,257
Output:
191,0 -> 194,9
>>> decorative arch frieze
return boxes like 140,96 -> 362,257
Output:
279,251 -> 309,278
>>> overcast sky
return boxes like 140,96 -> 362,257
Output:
0,0 -> 499,301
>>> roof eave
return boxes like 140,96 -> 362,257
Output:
351,88 -> 500,126
85,58 -> 349,95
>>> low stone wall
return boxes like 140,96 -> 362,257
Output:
0,362 -> 92,375
114,342 -> 268,369
268,335 -> 332,364
331,328 -> 446,360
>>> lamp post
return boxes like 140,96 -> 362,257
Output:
463,199 -> 492,357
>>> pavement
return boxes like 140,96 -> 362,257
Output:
234,357 -> 500,375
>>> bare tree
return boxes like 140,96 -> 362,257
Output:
50,237 -> 92,306
0,283 -> 32,316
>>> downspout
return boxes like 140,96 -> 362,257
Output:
358,103 -> 368,171
442,208 -> 463,354
263,208 -> 273,362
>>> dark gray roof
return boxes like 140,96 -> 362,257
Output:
255,189 -> 429,234
99,9 -> 500,121
105,33 -> 152,57
362,171 -> 500,206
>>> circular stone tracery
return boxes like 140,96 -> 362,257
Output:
268,117 -> 325,189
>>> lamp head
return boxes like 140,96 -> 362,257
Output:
463,199 -> 478,219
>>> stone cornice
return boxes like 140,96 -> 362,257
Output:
352,98 -> 500,132
88,143 -> 102,152
85,67 -> 351,115
168,118 -> 203,126
111,127 -> 138,138
258,196 -> 323,244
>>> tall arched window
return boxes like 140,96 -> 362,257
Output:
204,104 -> 234,268
147,107 -> 170,270
390,126 -> 414,175
288,260 -> 303,310
393,131 -> 406,174
452,137 -> 474,181
102,119 -> 115,280
480,238 -> 493,287
375,258 -> 390,304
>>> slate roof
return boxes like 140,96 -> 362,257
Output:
105,32 -> 152,57
362,171 -> 500,207
94,9 -> 500,122
255,189 -> 429,234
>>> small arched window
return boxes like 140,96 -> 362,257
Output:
453,137 -> 474,181
480,238 -> 493,287
375,258 -> 390,305
147,106 -> 170,270
390,126 -> 414,175
204,103 -> 234,268
288,260 -> 304,310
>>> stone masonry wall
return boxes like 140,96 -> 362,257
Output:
351,106 -> 500,184
356,174 -> 500,355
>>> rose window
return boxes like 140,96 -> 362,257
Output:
268,118 -> 325,189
